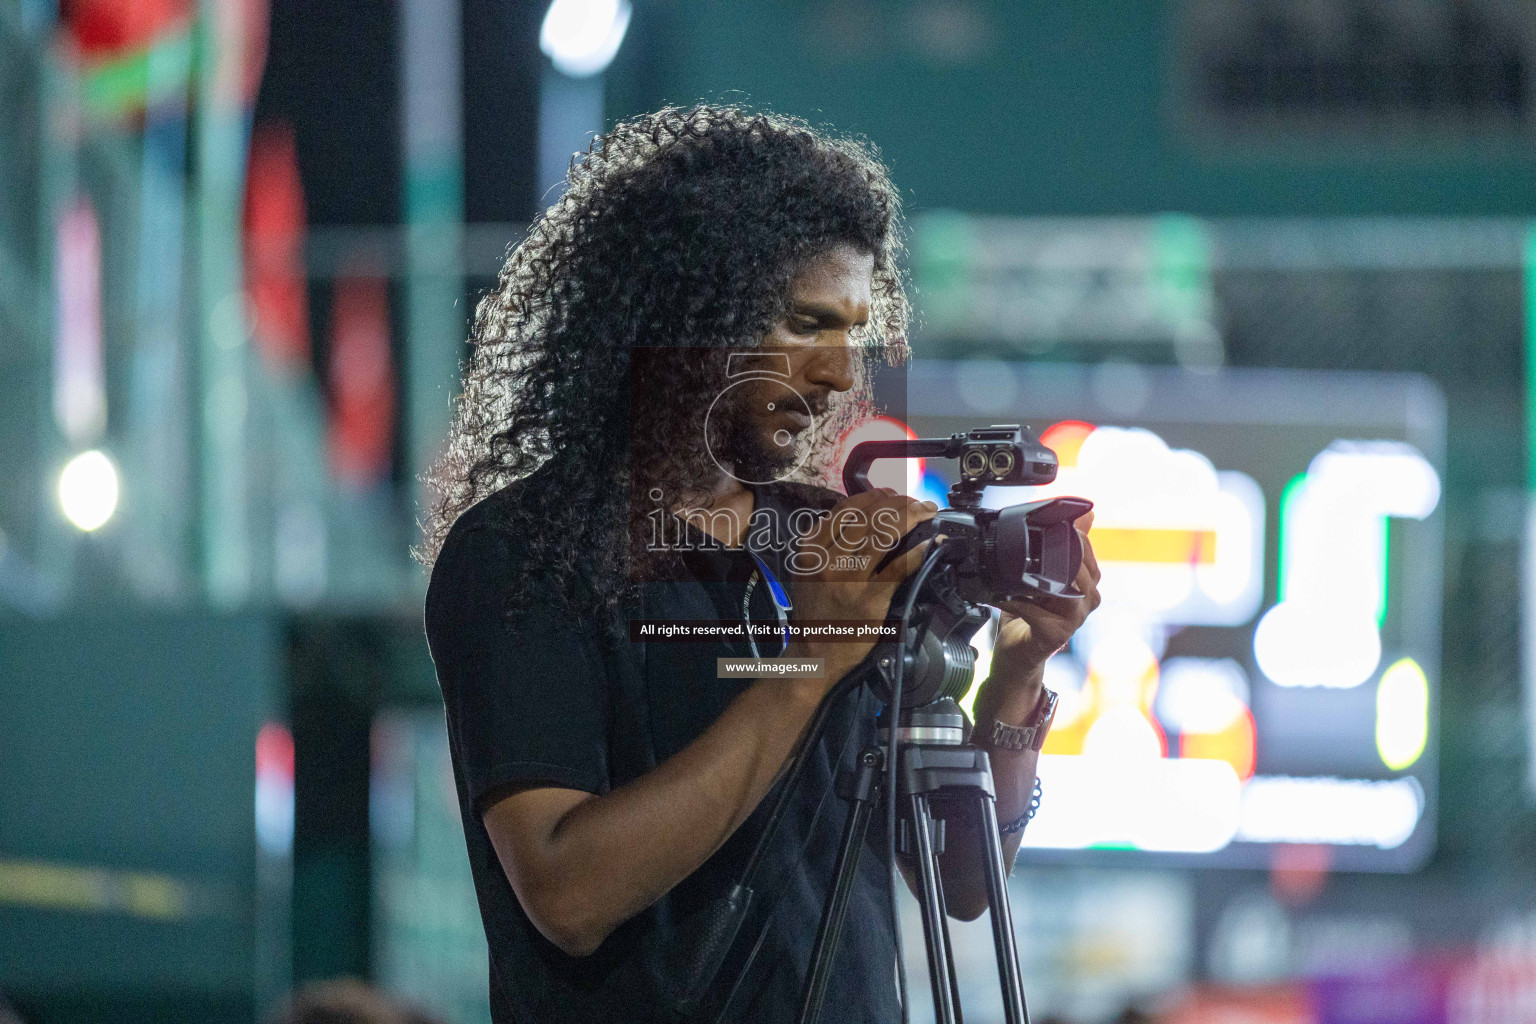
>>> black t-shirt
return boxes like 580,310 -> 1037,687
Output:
424,477 -> 900,1024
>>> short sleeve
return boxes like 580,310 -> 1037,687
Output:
425,524 -> 611,814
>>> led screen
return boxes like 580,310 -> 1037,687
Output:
894,362 -> 1443,871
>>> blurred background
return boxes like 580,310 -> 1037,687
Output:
2,0 -> 1535,1022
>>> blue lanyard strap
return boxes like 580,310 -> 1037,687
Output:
745,552 -> 791,656
748,551 -> 793,612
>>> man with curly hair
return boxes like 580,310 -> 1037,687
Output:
421,105 -> 1099,1023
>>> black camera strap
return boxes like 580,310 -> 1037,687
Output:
705,686 -> 869,1023
651,671 -> 863,1022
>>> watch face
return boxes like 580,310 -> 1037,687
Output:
1040,688 -> 1059,726
1028,689 -> 1060,751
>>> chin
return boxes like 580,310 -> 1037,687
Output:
734,444 -> 801,483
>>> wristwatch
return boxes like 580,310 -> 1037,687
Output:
987,688 -> 1058,752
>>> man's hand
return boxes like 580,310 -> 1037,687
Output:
782,488 -> 938,687
923,511 -> 1100,920
974,511 -> 1101,727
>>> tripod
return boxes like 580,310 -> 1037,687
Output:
694,504 -> 1068,1024
796,697 -> 1029,1024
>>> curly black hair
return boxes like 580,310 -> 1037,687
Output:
418,104 -> 910,614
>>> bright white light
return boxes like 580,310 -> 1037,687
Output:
58,449 -> 119,531
1042,652 -> 1088,729
1083,706 -> 1164,763
1254,600 -> 1381,688
960,609 -> 997,718
1023,754 -> 1242,853
1308,441 -> 1440,520
1134,759 -> 1243,853
1255,439 -> 1439,689
1376,658 -> 1430,772
1156,658 -> 1251,734
255,772 -> 295,855
1236,775 -> 1422,849
540,0 -> 632,77
1085,631 -> 1160,704
1281,440 -> 1440,622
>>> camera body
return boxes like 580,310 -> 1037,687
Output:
843,424 -> 1092,708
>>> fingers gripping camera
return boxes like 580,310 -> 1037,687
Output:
847,424 -> 1092,602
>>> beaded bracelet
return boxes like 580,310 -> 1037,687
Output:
999,777 -> 1043,837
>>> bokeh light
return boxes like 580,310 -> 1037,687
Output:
57,449 -> 119,532
539,0 -> 632,77
1376,657 -> 1430,772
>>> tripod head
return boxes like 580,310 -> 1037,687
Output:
875,697 -> 969,747
866,581 -> 990,709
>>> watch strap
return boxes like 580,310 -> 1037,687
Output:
987,688 -> 1058,752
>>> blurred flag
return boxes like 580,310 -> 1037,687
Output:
61,0 -> 189,59
60,0 -> 271,117
53,196 -> 105,443
243,121 -> 310,371
326,271 -> 395,489
61,0 -> 191,118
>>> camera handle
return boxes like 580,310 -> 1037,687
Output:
843,426 -> 1061,501
843,437 -> 956,496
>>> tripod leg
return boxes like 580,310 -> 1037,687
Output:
797,758 -> 878,1024
931,851 -> 965,1024
976,794 -> 1029,1024
909,793 -> 958,1024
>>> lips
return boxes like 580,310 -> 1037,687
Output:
779,408 -> 813,431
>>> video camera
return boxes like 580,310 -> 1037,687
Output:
843,424 -> 1093,708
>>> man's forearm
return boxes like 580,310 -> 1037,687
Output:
923,675 -> 1043,920
981,743 -> 1037,867
487,645 -> 860,956
974,671 -> 1046,870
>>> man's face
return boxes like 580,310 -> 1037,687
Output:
713,244 -> 871,483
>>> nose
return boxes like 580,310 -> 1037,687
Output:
805,338 -> 856,395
